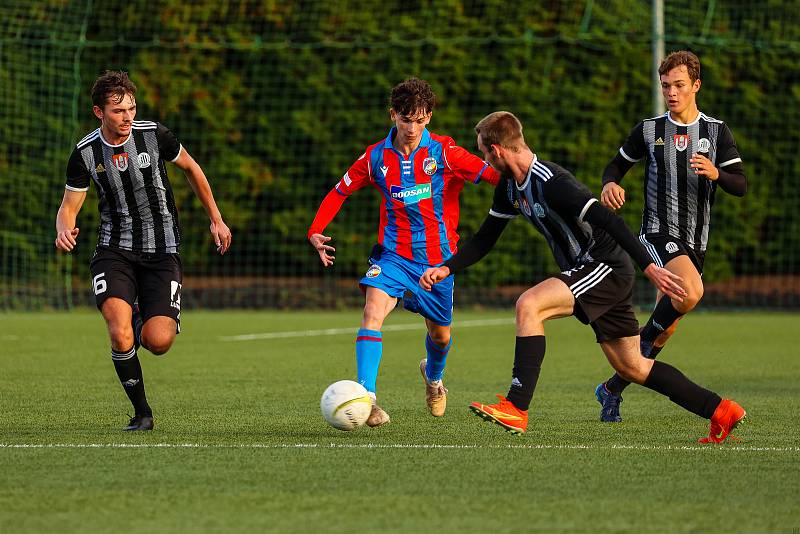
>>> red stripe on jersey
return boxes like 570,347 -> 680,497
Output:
442,174 -> 465,255
383,149 -> 413,259
414,147 -> 443,266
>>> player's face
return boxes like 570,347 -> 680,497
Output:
660,66 -> 700,116
390,108 -> 431,147
93,93 -> 137,142
477,134 -> 508,174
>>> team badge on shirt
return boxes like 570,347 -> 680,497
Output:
697,138 -> 711,153
533,203 -> 545,218
422,157 -> 438,176
673,134 -> 689,152
137,153 -> 151,169
111,152 -> 129,171
520,198 -> 532,217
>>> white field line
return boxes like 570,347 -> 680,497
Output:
219,317 -> 515,342
0,443 -> 797,453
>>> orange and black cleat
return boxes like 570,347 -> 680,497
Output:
469,394 -> 528,435
699,399 -> 747,444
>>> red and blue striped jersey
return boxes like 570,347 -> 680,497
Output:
334,127 -> 499,266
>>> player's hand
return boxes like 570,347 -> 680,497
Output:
643,264 -> 687,302
690,153 -> 719,180
600,182 -> 626,210
210,218 -> 232,255
310,233 -> 335,267
55,227 -> 79,252
420,266 -> 451,291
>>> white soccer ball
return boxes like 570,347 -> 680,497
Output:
320,380 -> 372,431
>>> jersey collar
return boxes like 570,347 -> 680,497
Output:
516,153 -> 538,190
666,110 -> 702,127
383,126 -> 432,153
98,127 -> 132,148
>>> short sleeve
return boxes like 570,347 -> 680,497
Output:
65,147 -> 90,191
488,176 -> 517,219
542,173 -> 596,221
334,149 -> 373,196
716,122 -> 743,168
443,140 -> 500,186
156,122 -> 182,162
619,121 -> 647,163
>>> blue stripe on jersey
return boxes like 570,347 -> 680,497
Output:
370,146 -> 397,251
399,145 -> 427,264
427,139 -> 452,260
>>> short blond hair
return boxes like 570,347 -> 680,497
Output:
475,111 -> 525,151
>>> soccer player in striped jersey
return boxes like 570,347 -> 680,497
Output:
421,111 -> 745,443
595,51 -> 747,423
54,70 -> 231,431
308,78 -> 499,426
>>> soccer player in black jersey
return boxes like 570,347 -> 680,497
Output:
595,51 -> 747,422
54,71 -> 232,431
420,111 -> 745,443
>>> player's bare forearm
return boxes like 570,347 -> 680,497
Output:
420,266 -> 450,291
175,152 -> 232,254
55,190 -> 85,251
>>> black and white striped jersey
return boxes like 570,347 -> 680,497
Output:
617,112 -> 742,252
66,121 -> 183,253
489,156 -> 629,272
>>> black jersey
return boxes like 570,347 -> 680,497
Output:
489,156 -> 629,271
65,121 -> 182,253
617,112 -> 742,252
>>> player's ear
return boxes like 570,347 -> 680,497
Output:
92,105 -> 103,120
693,78 -> 701,93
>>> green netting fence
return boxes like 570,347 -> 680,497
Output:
2,0 -> 799,310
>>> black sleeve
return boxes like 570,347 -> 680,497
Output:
65,147 -> 90,190
156,122 -> 182,162
582,201 -> 653,272
604,121 -> 646,185
443,214 -> 509,274
716,161 -> 747,197
716,122 -> 743,170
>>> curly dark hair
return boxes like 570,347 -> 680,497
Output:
91,70 -> 137,108
390,77 -> 436,117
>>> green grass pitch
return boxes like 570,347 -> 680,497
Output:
1,310 -> 798,532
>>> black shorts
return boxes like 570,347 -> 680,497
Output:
639,233 -> 705,274
89,246 -> 182,329
554,260 -> 639,343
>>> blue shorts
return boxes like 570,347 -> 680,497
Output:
359,248 -> 454,326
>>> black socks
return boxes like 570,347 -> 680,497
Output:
506,336 -> 546,411
641,297 -> 683,343
111,347 -> 152,417
643,360 -> 720,419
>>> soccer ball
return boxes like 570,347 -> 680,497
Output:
320,380 -> 372,431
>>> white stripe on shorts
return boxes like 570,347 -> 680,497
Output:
638,235 -> 663,267
569,263 -> 612,299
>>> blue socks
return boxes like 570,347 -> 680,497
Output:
356,329 -> 383,394
424,334 -> 452,383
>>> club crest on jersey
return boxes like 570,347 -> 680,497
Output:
520,198 -> 532,217
390,183 -> 432,205
365,264 -> 382,278
137,152 -> 151,168
422,157 -> 438,176
673,134 -> 690,152
697,138 -> 711,153
533,203 -> 545,218
111,152 -> 129,171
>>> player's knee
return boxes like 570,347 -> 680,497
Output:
515,293 -> 540,320
615,359 -> 649,384
142,331 -> 175,355
428,329 -> 450,347
675,287 -> 703,313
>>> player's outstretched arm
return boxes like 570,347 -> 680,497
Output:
309,233 -> 336,267
55,189 -> 86,252
173,149 -> 232,255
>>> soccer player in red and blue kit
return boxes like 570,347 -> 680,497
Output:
308,78 -> 499,427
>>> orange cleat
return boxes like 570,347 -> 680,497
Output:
699,399 -> 746,444
469,394 -> 528,434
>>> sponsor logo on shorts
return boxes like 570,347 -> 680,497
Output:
390,183 -> 432,205
111,152 -> 129,172
366,264 -> 381,278
422,157 -> 438,176
666,241 -> 679,254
